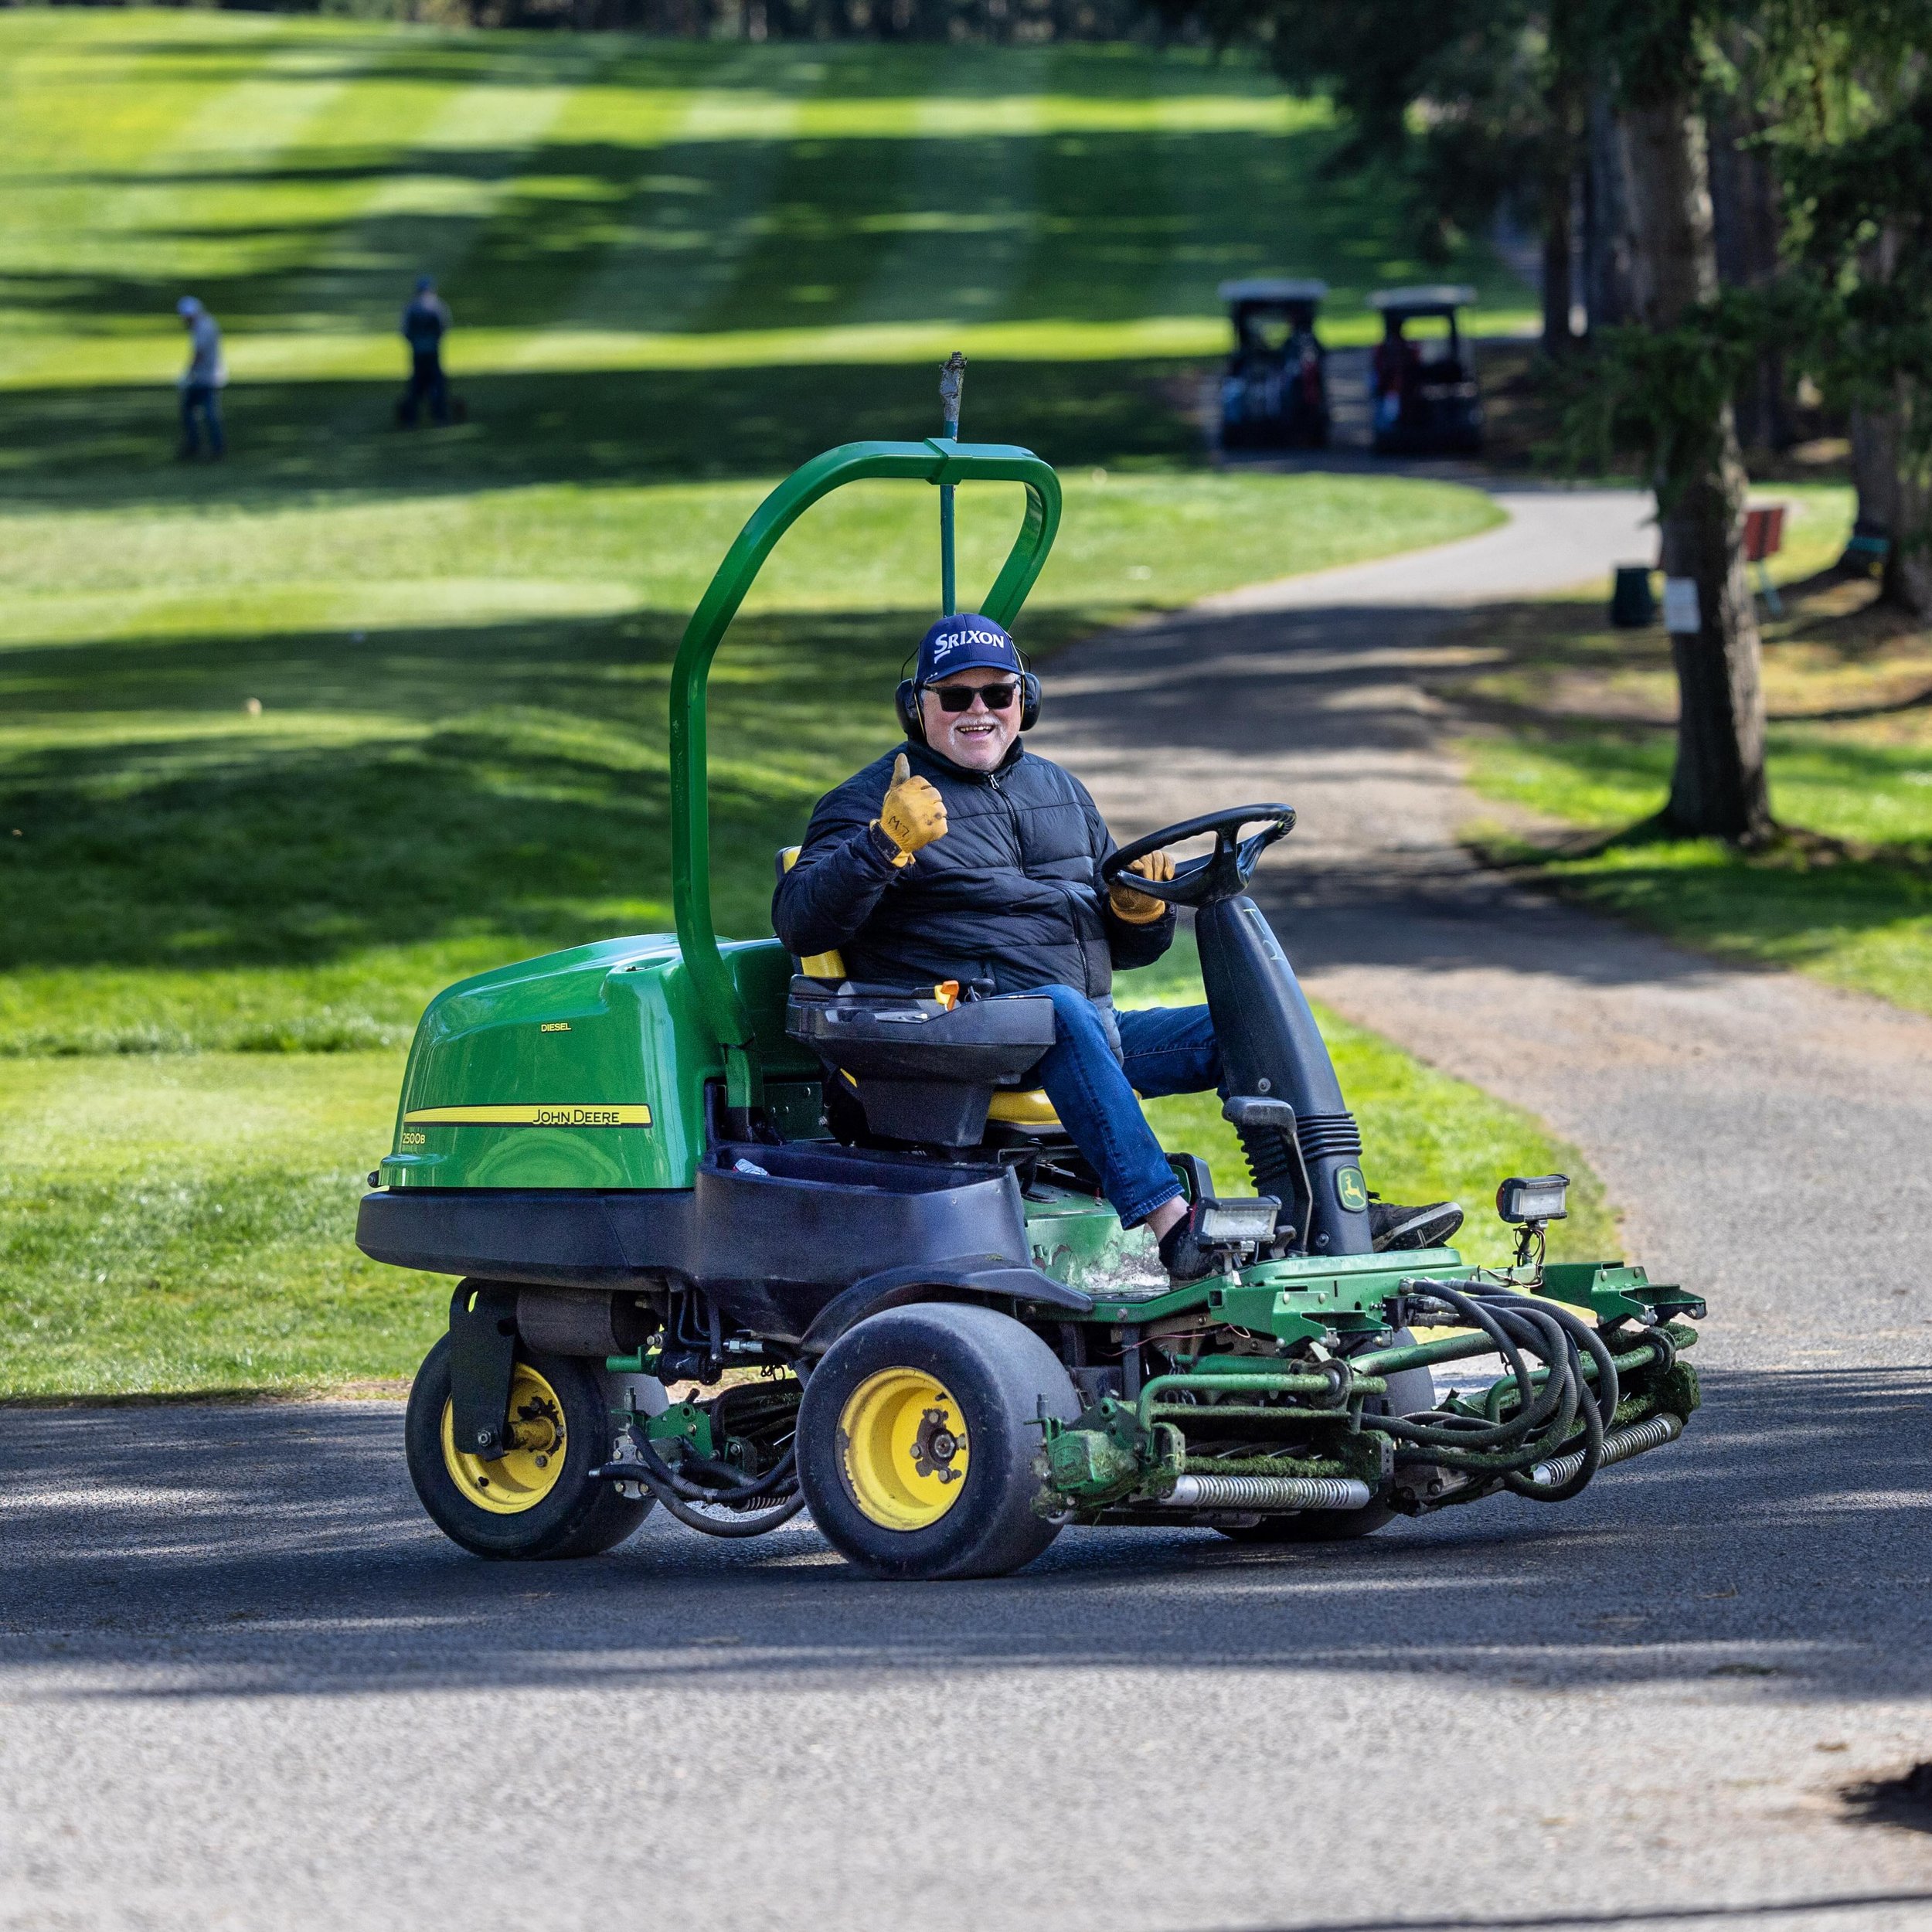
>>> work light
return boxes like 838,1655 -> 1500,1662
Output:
1495,1174 -> 1570,1225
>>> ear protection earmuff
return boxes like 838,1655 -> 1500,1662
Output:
896,650 -> 1041,743
895,672 -> 925,743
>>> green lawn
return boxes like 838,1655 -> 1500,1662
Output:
1454,487 -> 1932,1019
0,1053 -> 420,1398
0,9 -> 1531,404
0,12 -> 1611,1399
0,471 -> 1504,1058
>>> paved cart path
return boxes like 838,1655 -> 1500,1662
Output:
8,488 -> 1932,1932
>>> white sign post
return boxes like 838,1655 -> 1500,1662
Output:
1662,576 -> 1702,635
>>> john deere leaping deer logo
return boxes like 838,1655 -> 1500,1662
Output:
1335,1166 -> 1368,1212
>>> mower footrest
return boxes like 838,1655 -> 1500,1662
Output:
1530,1411 -> 1683,1488
1164,1474 -> 1371,1512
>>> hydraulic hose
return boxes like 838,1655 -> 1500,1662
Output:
1365,1280 -> 1623,1498
589,1430 -> 805,1537
675,1447 -> 801,1503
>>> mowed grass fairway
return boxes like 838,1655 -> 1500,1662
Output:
0,9 -> 1531,404
0,12 -> 1611,1397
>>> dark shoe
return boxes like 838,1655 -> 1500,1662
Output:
1157,1204 -> 1217,1283
1369,1200 -> 1464,1252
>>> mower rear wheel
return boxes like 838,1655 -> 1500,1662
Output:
405,1335 -> 650,1560
1216,1338 -> 1435,1546
798,1301 -> 1080,1580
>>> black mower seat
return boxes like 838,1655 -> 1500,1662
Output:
777,842 -> 1066,1136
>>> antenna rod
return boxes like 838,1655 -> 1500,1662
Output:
938,351 -> 966,614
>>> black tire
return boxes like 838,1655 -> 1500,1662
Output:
1218,1335 -> 1434,1546
798,1301 -> 1080,1580
405,1335 -> 651,1560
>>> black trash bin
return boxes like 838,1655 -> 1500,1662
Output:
1611,564 -> 1656,628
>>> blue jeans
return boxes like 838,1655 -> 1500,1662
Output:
179,383 -> 223,456
1024,985 -> 1222,1227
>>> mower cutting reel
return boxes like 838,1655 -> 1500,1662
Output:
357,389 -> 1706,1580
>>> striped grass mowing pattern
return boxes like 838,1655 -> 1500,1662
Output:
0,14 -> 1594,1396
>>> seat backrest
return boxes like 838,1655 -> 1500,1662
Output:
777,848 -> 1066,1134
776,846 -> 848,981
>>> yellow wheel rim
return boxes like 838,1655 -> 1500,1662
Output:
838,1367 -> 971,1532
440,1362 -> 568,1516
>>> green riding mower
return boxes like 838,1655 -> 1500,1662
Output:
358,427 -> 1704,1581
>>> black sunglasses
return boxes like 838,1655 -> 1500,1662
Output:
927,679 -> 1020,713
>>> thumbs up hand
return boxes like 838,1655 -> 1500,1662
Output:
876,752 -> 948,866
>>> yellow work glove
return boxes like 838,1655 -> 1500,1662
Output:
1108,849 -> 1174,923
875,752 -> 947,868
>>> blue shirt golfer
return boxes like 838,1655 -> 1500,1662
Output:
175,297 -> 226,459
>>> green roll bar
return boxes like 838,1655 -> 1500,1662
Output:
668,436 -> 1063,1111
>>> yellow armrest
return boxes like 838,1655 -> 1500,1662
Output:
777,845 -> 848,980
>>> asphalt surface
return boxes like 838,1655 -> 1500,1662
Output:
7,491 -> 1932,1931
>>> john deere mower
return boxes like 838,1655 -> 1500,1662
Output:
359,400 -> 1702,1581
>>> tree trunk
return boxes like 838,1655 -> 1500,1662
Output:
1584,86 -> 1635,332
1658,454 -> 1770,840
1846,396 -> 1900,565
1619,91 -> 1773,843
1542,165 -> 1574,352
1708,105 -> 1791,452
1845,227 -> 1932,617
1883,379 -> 1932,616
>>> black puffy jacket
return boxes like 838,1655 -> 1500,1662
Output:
772,738 -> 1175,998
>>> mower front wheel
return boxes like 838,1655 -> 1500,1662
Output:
405,1335 -> 650,1560
798,1301 -> 1080,1580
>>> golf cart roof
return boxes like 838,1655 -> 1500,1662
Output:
1220,278 -> 1328,308
1371,284 -> 1478,317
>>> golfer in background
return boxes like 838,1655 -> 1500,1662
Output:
175,297 -> 226,459
399,275 -> 452,427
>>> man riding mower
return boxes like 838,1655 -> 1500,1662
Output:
773,611 -> 1459,1281
356,381 -> 1702,1580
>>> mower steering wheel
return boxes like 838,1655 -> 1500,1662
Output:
1100,804 -> 1295,911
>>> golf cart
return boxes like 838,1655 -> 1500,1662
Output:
1369,284 -> 1485,456
357,400 -> 1701,1581
1218,278 -> 1330,451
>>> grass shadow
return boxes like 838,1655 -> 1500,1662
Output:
0,606 -> 906,973
0,358 -> 1209,509
0,598 -> 1136,1049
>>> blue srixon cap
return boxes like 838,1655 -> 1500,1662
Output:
917,613 -> 1022,685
